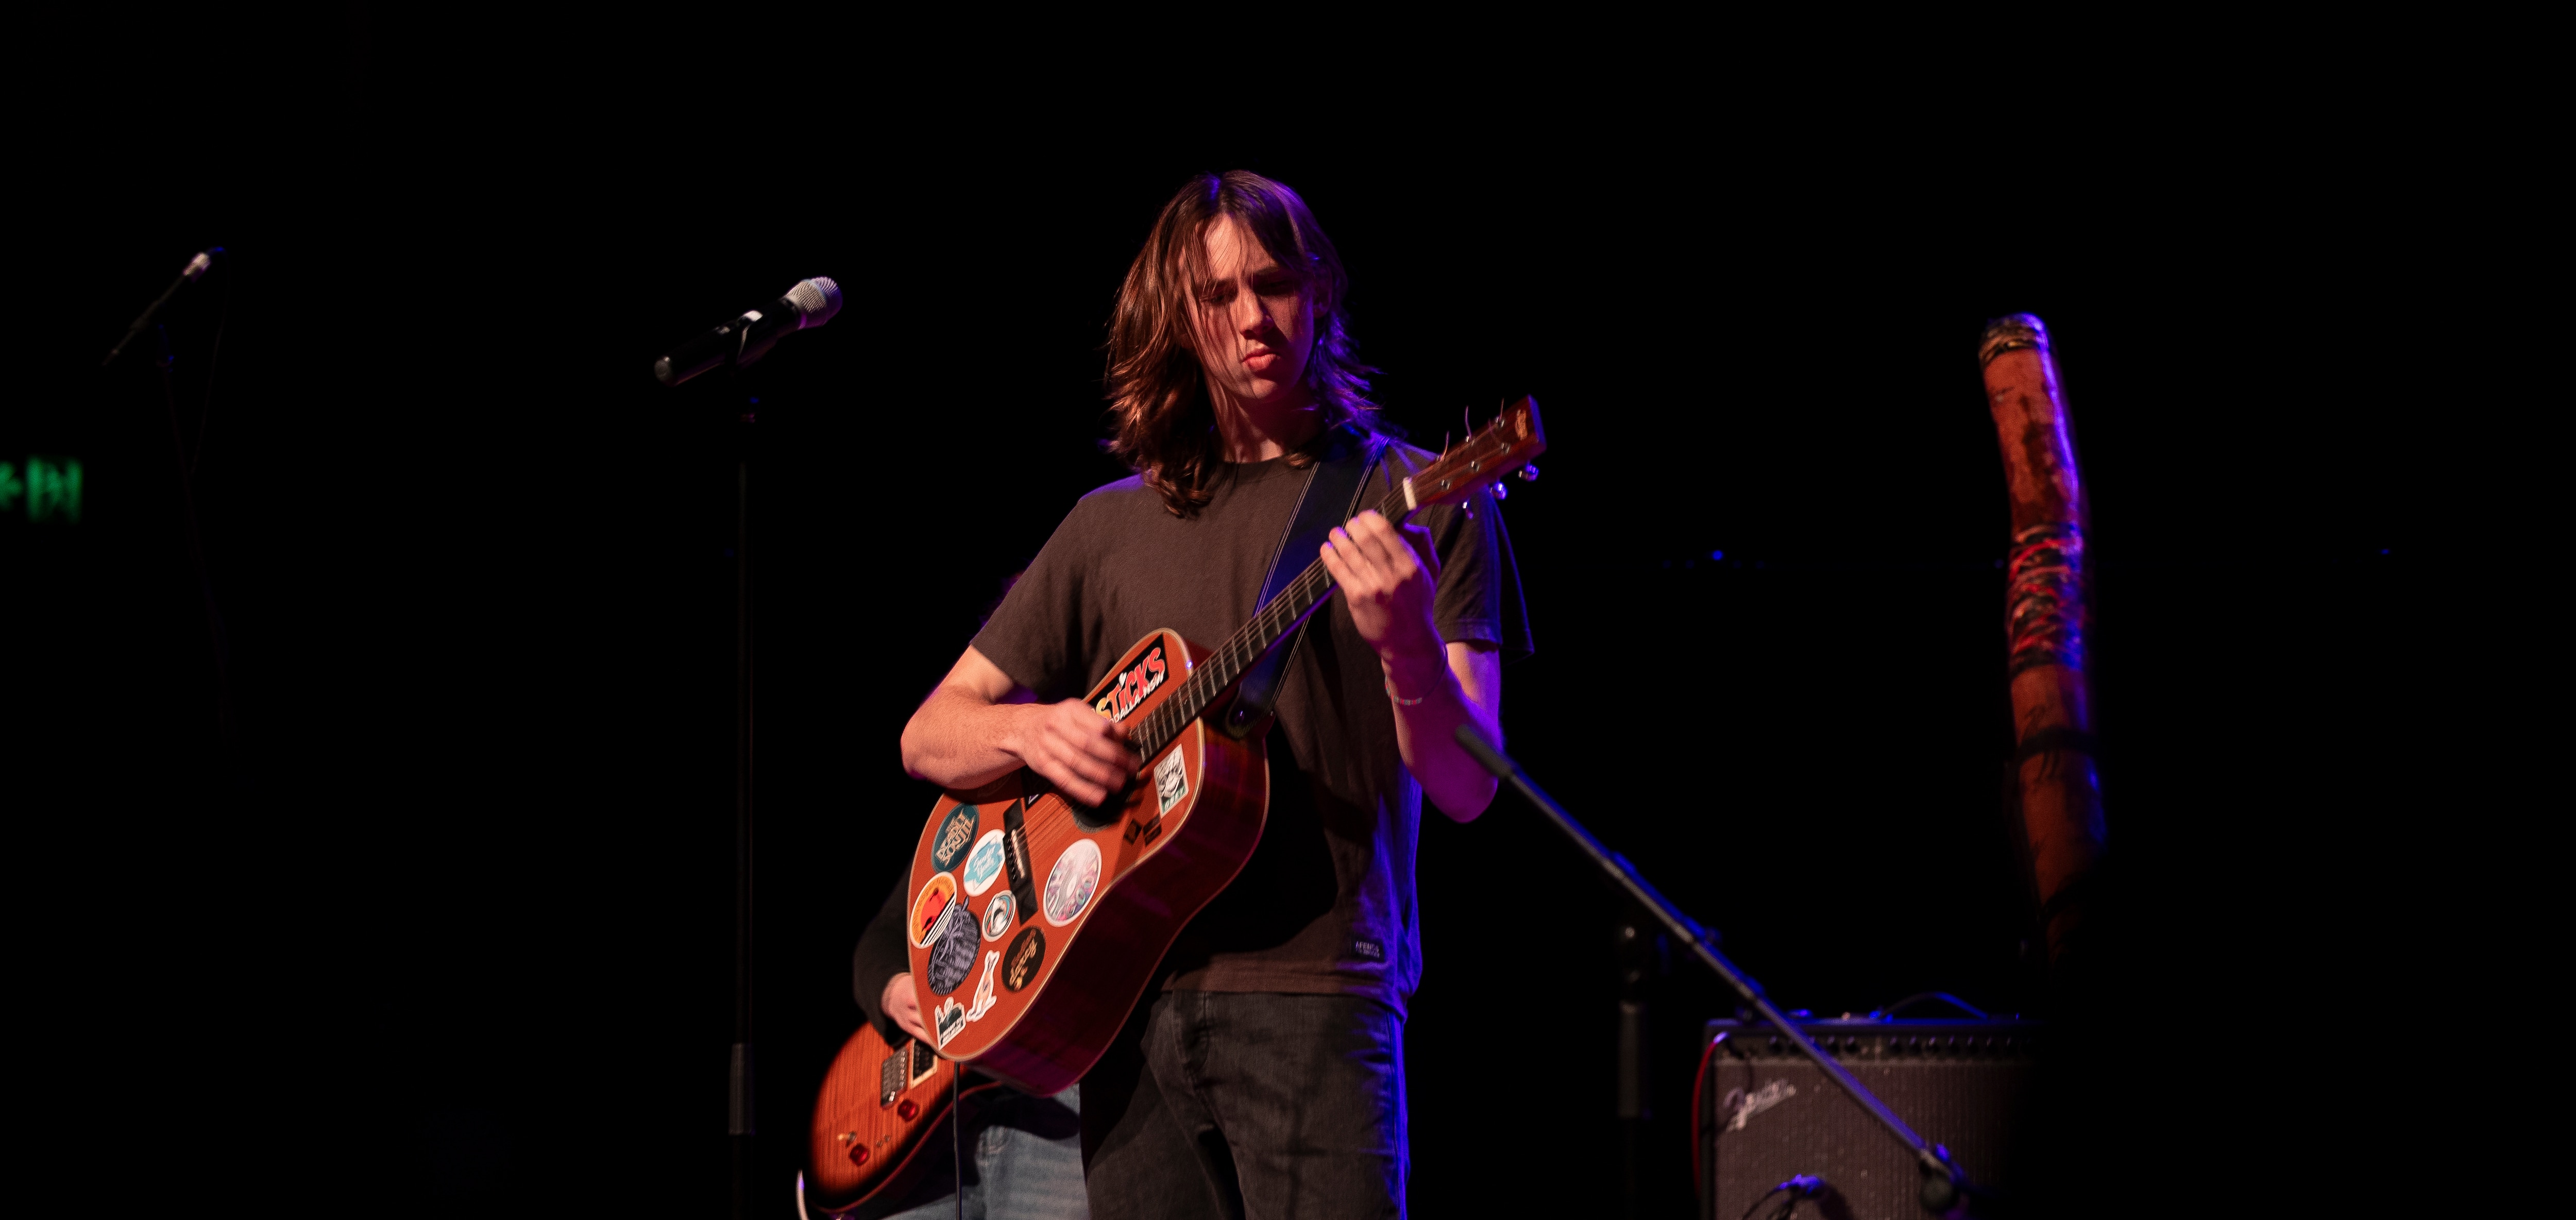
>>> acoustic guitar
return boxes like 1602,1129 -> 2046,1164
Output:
894,400 -> 1545,1095
801,1021 -> 1003,1217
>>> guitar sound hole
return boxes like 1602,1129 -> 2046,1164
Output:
1027,768 -> 1124,832
1065,788 -> 1123,832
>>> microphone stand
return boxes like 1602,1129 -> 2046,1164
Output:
101,250 -> 236,750
665,362 -> 764,1220
727,384 -> 760,1220
1453,725 -> 1991,1217
652,282 -> 833,1218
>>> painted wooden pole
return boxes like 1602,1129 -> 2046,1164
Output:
1979,314 -> 2107,963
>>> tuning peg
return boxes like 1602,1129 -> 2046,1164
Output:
1491,481 -> 1509,501
1517,465 -> 1539,482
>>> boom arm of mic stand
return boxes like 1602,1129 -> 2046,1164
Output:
1453,725 -> 1974,1211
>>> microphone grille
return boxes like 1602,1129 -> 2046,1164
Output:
786,277 -> 843,328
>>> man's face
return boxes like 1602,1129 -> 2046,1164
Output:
1190,214 -> 1317,411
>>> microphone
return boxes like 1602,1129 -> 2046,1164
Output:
103,248 -> 224,367
653,277 -> 843,386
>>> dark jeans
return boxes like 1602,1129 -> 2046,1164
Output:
875,1085 -> 1088,1220
1080,991 -> 1406,1220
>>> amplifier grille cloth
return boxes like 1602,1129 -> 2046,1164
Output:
1702,1020 -> 2036,1220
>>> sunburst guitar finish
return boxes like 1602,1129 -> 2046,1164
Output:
902,629 -> 1268,1095
801,1022 -> 1001,1217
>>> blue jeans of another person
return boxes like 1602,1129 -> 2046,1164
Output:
1080,992 -> 1408,1220
878,1083 -> 1088,1220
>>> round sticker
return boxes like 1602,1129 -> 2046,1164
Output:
1042,838 -> 1102,927
1002,927 -> 1046,992
980,891 -> 1016,940
930,804 -> 980,872
960,829 -> 1007,897
925,901 -> 979,995
908,872 -> 959,948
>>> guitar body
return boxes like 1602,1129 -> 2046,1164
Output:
902,629 -> 1269,1095
802,1022 -> 1002,1217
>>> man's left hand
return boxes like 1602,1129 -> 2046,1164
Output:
1320,511 -> 1443,663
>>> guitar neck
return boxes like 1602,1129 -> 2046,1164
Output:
1126,483 -> 1411,758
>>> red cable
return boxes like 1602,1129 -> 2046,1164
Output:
1689,1031 -> 1730,1200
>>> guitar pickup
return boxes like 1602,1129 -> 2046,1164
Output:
881,1039 -> 940,1106
878,1050 -> 905,1107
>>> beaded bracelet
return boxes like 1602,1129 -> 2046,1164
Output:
1383,681 -> 1428,707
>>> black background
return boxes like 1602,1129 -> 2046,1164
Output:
9,18 -> 2483,1219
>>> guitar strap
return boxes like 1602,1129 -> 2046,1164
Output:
1218,426 -> 1378,740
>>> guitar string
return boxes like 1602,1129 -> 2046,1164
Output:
1136,435 -> 1517,752
1122,426 -> 1527,759
1127,487 -> 1402,757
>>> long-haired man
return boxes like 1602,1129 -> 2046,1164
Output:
901,170 -> 1531,1219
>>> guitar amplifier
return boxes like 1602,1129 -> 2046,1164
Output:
1699,1018 -> 2039,1220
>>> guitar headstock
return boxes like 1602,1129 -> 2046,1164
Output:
1403,397 -> 1547,512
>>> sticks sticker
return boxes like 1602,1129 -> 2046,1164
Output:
1091,640 -> 1168,723
1042,839 -> 1102,926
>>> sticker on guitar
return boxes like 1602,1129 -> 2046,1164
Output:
926,903 -> 979,995
964,951 -> 999,1023
935,996 -> 966,1047
1002,927 -> 1045,991
961,829 -> 1007,896
1092,641 -> 1168,723
1154,750 -> 1189,815
1043,839 -> 1102,926
931,804 -> 980,871
909,872 -> 959,947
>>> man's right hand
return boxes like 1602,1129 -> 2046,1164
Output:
1003,699 -> 1141,807
883,973 -> 930,1044
902,648 -> 1140,803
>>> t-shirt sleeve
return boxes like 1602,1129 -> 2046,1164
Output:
1422,469 -> 1534,664
968,500 -> 1100,702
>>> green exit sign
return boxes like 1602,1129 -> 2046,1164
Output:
1,456 -> 82,524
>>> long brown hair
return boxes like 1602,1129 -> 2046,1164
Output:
1106,171 -> 1380,517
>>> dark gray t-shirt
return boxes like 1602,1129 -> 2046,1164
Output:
969,439 -> 1531,1014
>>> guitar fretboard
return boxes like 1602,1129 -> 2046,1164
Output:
1124,482 -> 1412,758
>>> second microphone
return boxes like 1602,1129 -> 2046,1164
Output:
655,277 -> 843,386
